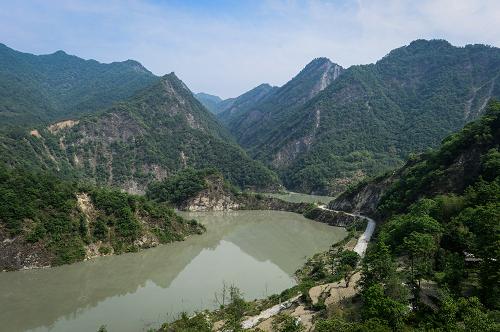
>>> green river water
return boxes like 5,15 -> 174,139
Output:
0,198 -> 344,332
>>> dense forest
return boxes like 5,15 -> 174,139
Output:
319,101 -> 500,330
0,43 -> 157,128
160,102 -> 500,332
0,73 -> 280,193
220,40 -> 500,195
0,166 -> 204,270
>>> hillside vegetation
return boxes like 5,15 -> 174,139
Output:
222,40 -> 500,195
323,101 -> 500,330
161,102 -> 500,332
0,166 -> 204,271
0,43 -> 157,128
0,73 -> 279,193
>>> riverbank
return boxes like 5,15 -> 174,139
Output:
160,203 -> 376,332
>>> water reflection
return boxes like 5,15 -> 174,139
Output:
0,210 -> 346,332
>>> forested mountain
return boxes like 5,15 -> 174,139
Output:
194,92 -> 223,114
0,43 -> 157,128
322,101 -> 500,329
222,40 -> 500,195
216,83 -> 278,122
218,58 -> 343,144
0,166 -> 204,271
0,73 -> 278,192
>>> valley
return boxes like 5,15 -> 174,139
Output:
0,209 -> 346,332
0,34 -> 499,332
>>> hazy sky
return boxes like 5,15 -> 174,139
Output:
1,0 -> 499,98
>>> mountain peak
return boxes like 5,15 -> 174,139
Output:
52,50 -> 68,56
408,38 -> 452,49
307,57 -> 333,66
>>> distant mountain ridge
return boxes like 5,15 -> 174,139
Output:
0,43 -> 158,127
220,40 -> 500,194
0,73 -> 279,192
194,92 -> 223,114
217,57 -> 344,147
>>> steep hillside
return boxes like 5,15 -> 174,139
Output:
0,166 -> 204,271
225,40 -> 500,195
0,74 -> 279,192
194,92 -> 223,114
327,101 -> 500,329
0,43 -> 157,127
218,58 -> 343,148
330,100 -> 500,216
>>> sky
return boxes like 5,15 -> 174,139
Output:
1,0 -> 499,98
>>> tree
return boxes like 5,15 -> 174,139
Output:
361,284 -> 408,330
403,232 -> 437,290
361,241 -> 400,295
339,250 -> 360,287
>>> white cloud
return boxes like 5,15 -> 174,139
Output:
0,0 -> 499,98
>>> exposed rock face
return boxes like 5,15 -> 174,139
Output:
218,58 -> 344,149
221,40 -> 500,194
11,73 -> 279,193
328,131 -> 492,216
328,174 -> 397,215
0,231 -> 53,271
48,120 -> 79,133
303,207 -> 363,227
181,175 -> 241,211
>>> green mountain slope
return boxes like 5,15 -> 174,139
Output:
323,101 -> 500,329
0,43 -> 157,127
0,166 -> 204,271
223,40 -> 500,195
0,73 -> 279,192
218,58 -> 343,145
194,92 -> 223,114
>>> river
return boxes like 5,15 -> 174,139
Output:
265,192 -> 334,204
0,210 -> 346,332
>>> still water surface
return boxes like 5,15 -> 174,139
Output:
0,210 -> 346,332
265,192 -> 334,204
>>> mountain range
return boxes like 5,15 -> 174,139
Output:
1,40 -> 500,195
211,40 -> 500,194
0,72 -> 278,193
0,43 -> 157,128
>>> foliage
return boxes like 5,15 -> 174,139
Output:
349,103 -> 500,329
0,43 -> 157,128
222,286 -> 249,331
0,166 -> 203,269
0,73 -> 280,191
315,317 -> 391,332
159,312 -> 212,332
220,40 -> 500,194
271,313 -> 304,332
146,168 -> 212,205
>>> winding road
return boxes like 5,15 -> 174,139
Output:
318,205 -> 375,257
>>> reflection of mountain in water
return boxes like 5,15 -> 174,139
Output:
0,210 -> 345,332
225,213 -> 346,275
0,221 -> 237,331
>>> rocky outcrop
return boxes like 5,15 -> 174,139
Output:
328,175 -> 395,215
178,175 -> 363,227
0,231 -> 53,271
181,175 -> 241,211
